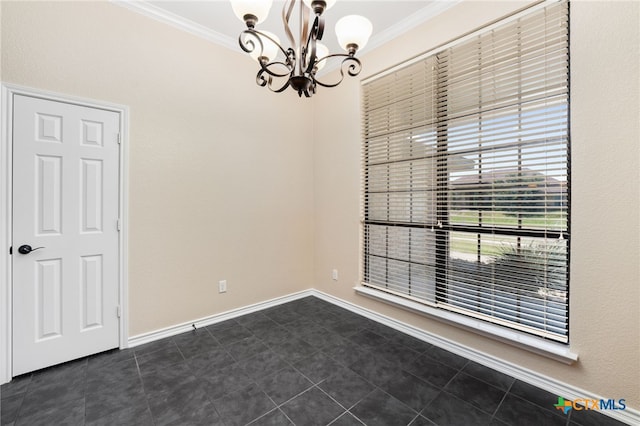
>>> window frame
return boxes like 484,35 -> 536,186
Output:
359,0 -> 573,359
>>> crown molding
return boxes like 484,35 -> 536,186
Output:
363,0 -> 461,54
317,0 -> 460,76
111,0 -> 238,51
112,1 -> 461,74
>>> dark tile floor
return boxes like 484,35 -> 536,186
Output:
0,296 -> 628,426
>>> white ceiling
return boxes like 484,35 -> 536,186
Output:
116,1 -> 459,60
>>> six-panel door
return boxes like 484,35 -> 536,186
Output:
12,95 -> 120,375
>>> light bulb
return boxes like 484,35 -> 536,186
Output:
314,42 -> 329,71
335,15 -> 373,52
230,0 -> 273,26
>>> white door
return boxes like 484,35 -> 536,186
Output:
12,94 -> 121,375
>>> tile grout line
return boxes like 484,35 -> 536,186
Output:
234,301 -> 328,425
133,350 -> 158,426
180,330 -> 246,426
327,410 -> 367,426
241,304 -> 369,425
9,376 -> 31,426
490,375 -> 516,423
458,362 -> 517,394
82,363 -> 88,426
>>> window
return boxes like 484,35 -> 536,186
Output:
361,1 -> 569,343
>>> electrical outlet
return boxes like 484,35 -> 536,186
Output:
218,280 -> 227,293
332,269 -> 338,281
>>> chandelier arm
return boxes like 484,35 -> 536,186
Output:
313,13 -> 325,41
303,33 -> 315,75
302,15 -> 324,75
256,71 -> 268,87
258,60 -> 295,78
314,55 -> 363,88
240,30 -> 290,61
238,29 -> 260,55
270,79 -> 292,93
282,0 -> 297,52
301,2 -> 309,51
257,69 -> 292,93
299,1 -> 310,75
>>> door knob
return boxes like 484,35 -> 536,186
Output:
18,245 -> 45,255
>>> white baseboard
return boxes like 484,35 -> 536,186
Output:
127,289 -> 314,348
310,290 -> 639,426
127,288 -> 639,425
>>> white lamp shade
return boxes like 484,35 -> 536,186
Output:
248,31 -> 280,62
314,42 -> 329,71
335,15 -> 373,51
303,0 -> 337,12
231,0 -> 273,25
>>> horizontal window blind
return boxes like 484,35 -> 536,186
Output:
362,1 -> 569,342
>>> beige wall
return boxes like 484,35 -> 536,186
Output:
3,0 -> 639,411
313,0 -> 640,410
1,0 -> 315,335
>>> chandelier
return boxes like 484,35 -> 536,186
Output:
231,0 -> 373,97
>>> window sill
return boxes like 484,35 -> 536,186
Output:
354,285 -> 578,365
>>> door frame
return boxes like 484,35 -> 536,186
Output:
0,83 -> 130,384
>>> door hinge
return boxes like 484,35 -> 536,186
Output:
117,306 -> 121,318
9,246 -> 12,255
117,133 -> 121,144
117,219 -> 121,231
